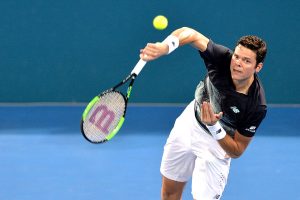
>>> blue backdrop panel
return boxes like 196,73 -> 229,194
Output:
0,0 -> 299,103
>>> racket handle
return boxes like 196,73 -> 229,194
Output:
131,59 -> 147,76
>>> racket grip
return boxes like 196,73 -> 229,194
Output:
131,59 -> 147,76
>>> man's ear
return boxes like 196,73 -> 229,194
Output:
255,62 -> 263,73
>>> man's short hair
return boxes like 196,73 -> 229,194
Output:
237,35 -> 267,64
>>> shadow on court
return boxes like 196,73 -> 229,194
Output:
0,104 -> 299,200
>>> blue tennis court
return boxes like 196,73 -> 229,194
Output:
0,104 -> 299,200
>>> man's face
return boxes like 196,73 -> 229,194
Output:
230,44 -> 261,82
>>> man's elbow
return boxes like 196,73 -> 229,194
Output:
228,151 -> 244,159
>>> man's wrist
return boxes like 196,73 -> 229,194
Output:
162,35 -> 179,54
206,121 -> 226,140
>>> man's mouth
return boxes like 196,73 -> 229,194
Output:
232,68 -> 242,73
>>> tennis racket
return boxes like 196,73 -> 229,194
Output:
80,59 -> 147,143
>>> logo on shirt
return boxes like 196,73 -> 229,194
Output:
230,106 -> 240,114
245,126 -> 256,133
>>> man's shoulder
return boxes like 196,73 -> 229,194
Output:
199,40 -> 233,60
253,75 -> 267,107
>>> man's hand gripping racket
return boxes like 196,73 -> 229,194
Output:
80,59 -> 146,143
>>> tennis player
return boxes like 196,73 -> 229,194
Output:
140,27 -> 267,200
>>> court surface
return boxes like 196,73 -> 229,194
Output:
0,104 -> 299,200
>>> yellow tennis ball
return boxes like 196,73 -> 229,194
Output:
153,15 -> 168,30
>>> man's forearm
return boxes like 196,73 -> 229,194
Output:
171,27 -> 209,52
217,132 -> 252,158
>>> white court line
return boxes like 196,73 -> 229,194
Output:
0,102 -> 299,108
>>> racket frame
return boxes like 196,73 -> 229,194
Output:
80,59 -> 146,143
80,74 -> 136,143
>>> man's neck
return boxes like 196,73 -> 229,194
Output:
233,76 -> 254,95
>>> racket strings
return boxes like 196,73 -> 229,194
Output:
83,91 -> 126,143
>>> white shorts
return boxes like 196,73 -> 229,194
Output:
160,100 -> 231,200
